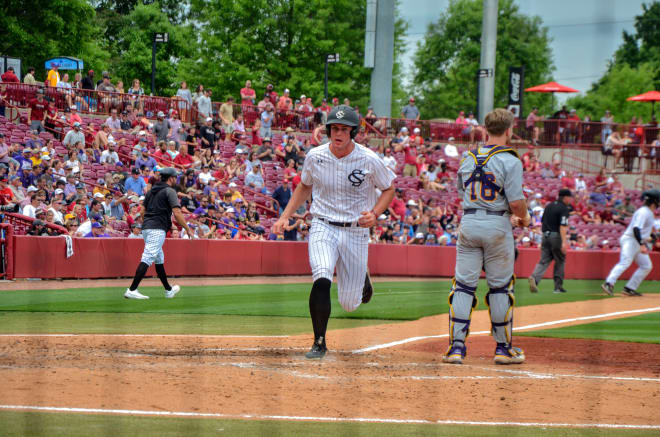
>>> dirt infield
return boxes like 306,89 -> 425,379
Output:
0,290 -> 659,427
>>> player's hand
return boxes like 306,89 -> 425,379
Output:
640,245 -> 648,254
358,210 -> 376,228
561,242 -> 569,254
271,217 -> 288,234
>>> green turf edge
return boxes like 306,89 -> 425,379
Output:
0,312 -> 395,335
518,312 -> 660,344
0,411 -> 658,437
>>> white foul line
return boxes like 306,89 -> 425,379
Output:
0,405 -> 658,429
353,306 -> 660,353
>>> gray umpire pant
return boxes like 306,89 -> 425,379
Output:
530,231 -> 565,290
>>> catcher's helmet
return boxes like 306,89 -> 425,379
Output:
641,189 -> 660,206
326,105 -> 359,139
159,167 -> 178,180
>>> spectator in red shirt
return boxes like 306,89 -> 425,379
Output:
388,189 -> 407,222
240,80 -> 256,107
27,89 -> 47,133
566,109 -> 580,143
265,84 -> 278,106
560,171 -> 576,190
277,89 -> 292,111
1,66 -> 19,83
153,141 -> 170,165
174,145 -> 194,168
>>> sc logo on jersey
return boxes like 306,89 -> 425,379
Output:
348,169 -> 365,187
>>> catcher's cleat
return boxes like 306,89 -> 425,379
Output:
442,342 -> 466,365
622,287 -> 643,297
305,337 -> 327,359
494,344 -> 525,365
362,271 -> 374,304
528,277 -> 538,293
601,282 -> 614,296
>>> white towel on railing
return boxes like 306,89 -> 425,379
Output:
63,235 -> 74,258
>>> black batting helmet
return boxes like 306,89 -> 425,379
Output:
641,189 -> 660,206
326,105 -> 359,139
159,167 -> 178,180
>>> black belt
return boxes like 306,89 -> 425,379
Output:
318,217 -> 358,228
543,231 -> 559,236
463,209 -> 507,216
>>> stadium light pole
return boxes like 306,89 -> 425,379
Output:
152,32 -> 169,96
477,0 -> 498,123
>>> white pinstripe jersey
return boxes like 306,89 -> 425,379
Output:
301,142 -> 395,222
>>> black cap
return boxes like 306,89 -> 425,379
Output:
131,167 -> 140,174
558,188 -> 573,198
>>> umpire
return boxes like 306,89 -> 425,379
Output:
528,189 -> 573,294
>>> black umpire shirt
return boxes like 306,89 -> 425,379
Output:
541,200 -> 570,233
142,182 -> 180,232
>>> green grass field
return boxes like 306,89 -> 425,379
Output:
1,279 -> 659,436
0,279 -> 654,335
1,410 -> 657,437
518,312 -> 660,343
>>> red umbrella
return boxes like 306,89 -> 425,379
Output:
525,81 -> 579,111
627,90 -> 660,116
525,81 -> 579,93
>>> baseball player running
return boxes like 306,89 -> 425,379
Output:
443,108 -> 530,365
272,105 -> 395,359
125,167 -> 194,299
602,189 -> 659,297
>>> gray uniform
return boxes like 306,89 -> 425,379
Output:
448,145 -> 524,354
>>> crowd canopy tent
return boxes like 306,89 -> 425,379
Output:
44,57 -> 84,71
627,90 -> 660,117
525,81 -> 579,112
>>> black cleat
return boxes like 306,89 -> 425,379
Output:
362,271 -> 374,304
553,288 -> 567,294
601,282 -> 614,296
622,287 -> 643,297
305,337 -> 327,359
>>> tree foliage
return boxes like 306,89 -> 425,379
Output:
565,63 -> 656,123
0,0 -> 107,81
567,2 -> 660,122
410,0 -> 555,119
182,0 -> 376,108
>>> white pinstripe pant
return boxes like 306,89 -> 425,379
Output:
309,218 -> 369,312
141,229 -> 166,266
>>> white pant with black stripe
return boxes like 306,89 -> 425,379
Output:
141,229 -> 166,266
308,218 -> 369,312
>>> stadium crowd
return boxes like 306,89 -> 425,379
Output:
0,68 -> 657,251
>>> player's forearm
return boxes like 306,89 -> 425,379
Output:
280,183 -> 311,219
509,199 -> 530,225
372,187 -> 395,216
172,209 -> 192,234
560,226 -> 568,245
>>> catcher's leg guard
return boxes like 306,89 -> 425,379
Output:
485,276 -> 516,345
447,279 -> 478,346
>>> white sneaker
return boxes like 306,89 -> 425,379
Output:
165,285 -> 180,299
124,288 -> 149,299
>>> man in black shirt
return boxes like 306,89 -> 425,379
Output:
528,189 -> 573,294
200,117 -> 216,150
125,168 -> 194,299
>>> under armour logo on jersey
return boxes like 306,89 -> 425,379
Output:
336,110 -> 345,119
348,169 -> 366,187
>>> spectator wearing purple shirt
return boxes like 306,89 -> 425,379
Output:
25,130 -> 43,151
134,148 -> 158,170
83,221 -> 110,237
